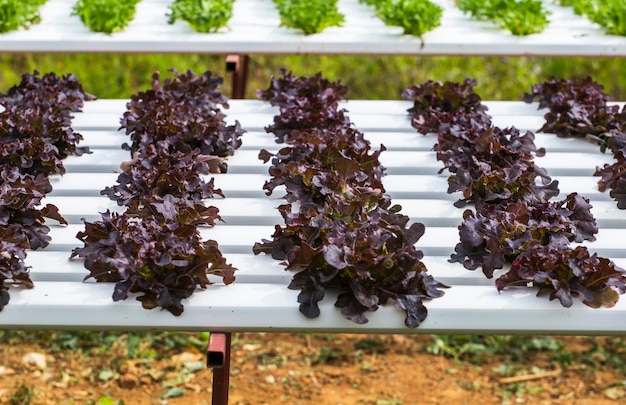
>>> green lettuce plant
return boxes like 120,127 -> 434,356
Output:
274,0 -> 345,35
167,0 -> 235,33
0,0 -> 46,33
72,0 -> 141,34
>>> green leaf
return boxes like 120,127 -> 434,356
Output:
98,369 -> 115,381
162,387 -> 186,399
95,395 -> 116,405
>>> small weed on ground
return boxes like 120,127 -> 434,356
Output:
8,384 -> 35,405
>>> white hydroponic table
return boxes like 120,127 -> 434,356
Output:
1,98 -> 625,335
1,0 -> 625,56
3,3 -> 626,403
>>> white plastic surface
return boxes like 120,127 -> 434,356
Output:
2,98 -> 626,335
1,0 -> 625,56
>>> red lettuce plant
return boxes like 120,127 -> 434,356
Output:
523,76 -> 626,209
0,225 -> 31,310
120,69 -> 244,173
451,193 -> 598,278
497,242 -> 626,308
254,70 -> 446,327
73,200 -> 235,316
0,71 -> 94,310
403,79 -> 558,208
74,69 -> 240,315
404,78 -> 626,308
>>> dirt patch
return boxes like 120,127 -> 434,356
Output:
0,333 -> 624,404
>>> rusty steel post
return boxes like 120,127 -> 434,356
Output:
207,332 -> 232,405
225,54 -> 250,99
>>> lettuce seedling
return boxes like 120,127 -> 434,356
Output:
72,0 -> 141,34
167,0 -> 235,33
457,0 -> 551,35
0,0 -> 46,33
559,0 -> 626,36
274,0 -> 345,35
370,0 -> 443,38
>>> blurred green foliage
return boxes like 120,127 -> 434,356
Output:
0,53 -> 624,100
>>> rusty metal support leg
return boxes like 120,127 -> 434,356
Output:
207,332 -> 232,405
225,54 -> 250,99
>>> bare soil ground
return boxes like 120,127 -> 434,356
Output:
1,333 -> 625,405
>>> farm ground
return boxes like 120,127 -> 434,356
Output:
1,332 -> 625,404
